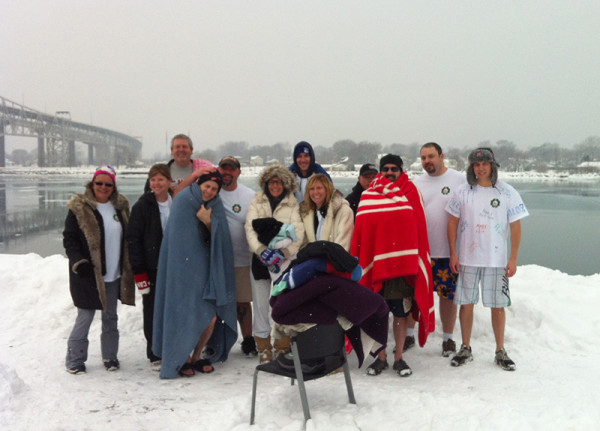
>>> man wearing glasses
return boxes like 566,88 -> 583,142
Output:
351,154 -> 434,378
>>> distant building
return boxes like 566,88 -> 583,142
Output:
250,156 -> 263,166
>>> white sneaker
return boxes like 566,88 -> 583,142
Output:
151,360 -> 162,372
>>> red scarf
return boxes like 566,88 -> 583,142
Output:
351,172 -> 435,347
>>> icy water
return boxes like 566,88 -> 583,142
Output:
1,173 -> 599,275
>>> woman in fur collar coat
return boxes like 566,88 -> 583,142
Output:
299,174 -> 354,251
244,164 -> 305,362
63,165 -> 134,375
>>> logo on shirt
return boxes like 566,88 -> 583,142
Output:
113,214 -> 120,222
232,204 -> 241,214
490,198 -> 500,208
441,186 -> 450,195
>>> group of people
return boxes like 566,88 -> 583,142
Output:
63,134 -> 528,379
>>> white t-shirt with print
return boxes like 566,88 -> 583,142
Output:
445,180 -> 529,267
413,168 -> 466,258
219,184 -> 256,267
96,202 -> 123,282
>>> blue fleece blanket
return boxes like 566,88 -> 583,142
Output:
152,184 -> 237,378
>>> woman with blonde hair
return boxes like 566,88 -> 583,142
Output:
300,173 -> 354,251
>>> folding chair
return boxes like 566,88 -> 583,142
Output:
250,323 -> 356,425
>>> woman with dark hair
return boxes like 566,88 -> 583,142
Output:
126,163 -> 173,371
245,165 -> 305,363
152,171 -> 237,378
63,165 -> 135,375
300,173 -> 354,251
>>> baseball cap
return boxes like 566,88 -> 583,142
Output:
218,156 -> 241,169
359,163 -> 378,176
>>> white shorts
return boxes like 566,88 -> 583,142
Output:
454,265 -> 511,308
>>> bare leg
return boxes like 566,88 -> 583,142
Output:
190,315 -> 218,372
491,307 -> 505,351
440,297 -> 458,335
237,302 -> 252,338
459,304 -> 474,347
393,316 -> 408,361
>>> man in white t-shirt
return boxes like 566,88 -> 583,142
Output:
218,156 -> 258,356
413,142 -> 466,357
446,148 -> 529,371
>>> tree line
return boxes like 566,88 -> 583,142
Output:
7,136 -> 600,171
183,136 -> 600,172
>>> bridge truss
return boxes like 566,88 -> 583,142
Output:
0,95 -> 141,167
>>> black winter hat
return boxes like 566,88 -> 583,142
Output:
379,154 -> 403,171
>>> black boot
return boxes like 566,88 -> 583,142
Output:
241,336 -> 258,356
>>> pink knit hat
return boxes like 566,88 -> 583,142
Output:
93,165 -> 117,184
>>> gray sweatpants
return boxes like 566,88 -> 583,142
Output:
65,279 -> 120,368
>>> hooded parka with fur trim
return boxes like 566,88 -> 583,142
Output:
245,165 -> 305,258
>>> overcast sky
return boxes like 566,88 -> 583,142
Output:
2,0 -> 599,157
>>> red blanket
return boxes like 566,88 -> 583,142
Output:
351,172 -> 435,347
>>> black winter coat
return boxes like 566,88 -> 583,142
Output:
125,191 -> 164,283
63,189 -> 135,310
345,181 -> 364,218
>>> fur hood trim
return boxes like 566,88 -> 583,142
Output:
257,164 -> 297,193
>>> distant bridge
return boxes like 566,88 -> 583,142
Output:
0,95 -> 141,167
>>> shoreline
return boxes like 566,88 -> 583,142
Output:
1,165 -> 599,182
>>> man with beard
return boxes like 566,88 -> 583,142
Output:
218,156 -> 258,356
409,143 -> 467,357
351,154 -> 434,377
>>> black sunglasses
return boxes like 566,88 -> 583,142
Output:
381,166 -> 400,173
94,181 -> 114,188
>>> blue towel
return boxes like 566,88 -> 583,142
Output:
152,184 -> 237,378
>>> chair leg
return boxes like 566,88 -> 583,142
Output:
342,358 -> 356,404
291,341 -> 311,423
250,368 -> 259,425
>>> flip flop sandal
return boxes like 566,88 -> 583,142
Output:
193,359 -> 214,374
366,358 -> 389,376
178,362 -> 195,377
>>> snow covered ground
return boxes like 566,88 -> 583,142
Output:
1,253 -> 598,430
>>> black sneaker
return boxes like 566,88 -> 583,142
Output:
241,336 -> 258,356
451,344 -> 473,367
392,358 -> 412,377
402,335 -> 415,352
66,364 -> 86,375
442,339 -> 457,357
495,348 -> 516,371
103,359 -> 120,371
366,358 -> 389,376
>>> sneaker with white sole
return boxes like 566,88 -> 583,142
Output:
451,344 -> 473,367
151,360 -> 162,372
66,364 -> 86,375
393,358 -> 412,377
442,339 -> 457,357
103,359 -> 120,371
495,348 -> 516,371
